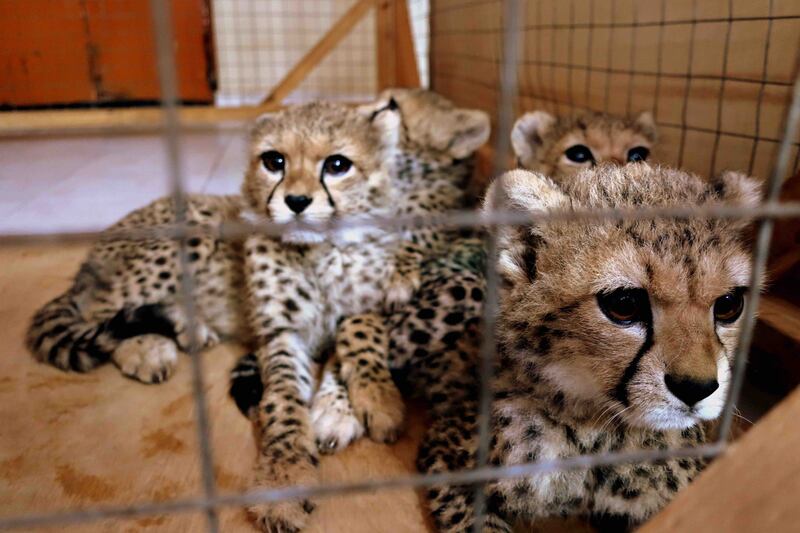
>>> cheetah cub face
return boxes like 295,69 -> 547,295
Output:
243,101 -> 400,244
486,165 -> 761,430
511,110 -> 657,181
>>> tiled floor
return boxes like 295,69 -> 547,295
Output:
0,127 -> 249,235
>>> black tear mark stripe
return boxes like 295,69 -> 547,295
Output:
318,167 -> 337,209
266,172 -> 285,208
613,320 -> 655,407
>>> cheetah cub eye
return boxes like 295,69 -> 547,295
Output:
627,146 -> 650,163
564,144 -> 595,165
322,155 -> 353,177
597,288 -> 651,325
713,287 -> 746,324
260,150 -> 285,173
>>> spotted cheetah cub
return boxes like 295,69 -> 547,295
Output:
240,101 -> 430,531
511,109 -> 657,180
428,165 -> 759,532
26,101 -> 412,390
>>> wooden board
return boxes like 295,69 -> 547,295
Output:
0,0 -> 213,107
376,0 -> 421,90
0,105 -> 279,135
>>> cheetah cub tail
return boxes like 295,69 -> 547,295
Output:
27,264 -> 175,373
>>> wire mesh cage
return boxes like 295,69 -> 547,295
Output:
1,0 -> 799,531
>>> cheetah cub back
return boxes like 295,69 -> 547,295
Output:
511,109 -> 657,180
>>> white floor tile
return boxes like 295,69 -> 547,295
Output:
0,128 -> 246,235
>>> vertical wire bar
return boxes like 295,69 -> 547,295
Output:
716,55 -> 800,443
549,1 -> 559,114
148,0 -> 219,530
624,0 -> 638,116
535,1 -> 547,111
584,0 -> 594,110
677,0 -> 698,167
651,0 -> 667,121
603,0 -> 616,113
709,0 -> 734,176
566,0 -> 575,113
747,0 -> 775,175
472,1 -> 523,530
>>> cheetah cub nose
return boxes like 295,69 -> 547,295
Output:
664,375 -> 719,407
285,194 -> 313,213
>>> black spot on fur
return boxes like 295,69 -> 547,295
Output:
449,286 -> 466,300
106,304 -> 176,341
410,329 -> 431,344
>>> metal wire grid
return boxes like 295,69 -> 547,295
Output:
432,0 -> 800,180
1,0 -> 800,531
212,0 -> 377,107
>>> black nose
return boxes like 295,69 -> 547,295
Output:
285,195 -> 312,214
664,375 -> 719,407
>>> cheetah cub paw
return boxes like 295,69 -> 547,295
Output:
384,267 -> 421,312
310,388 -> 364,454
175,321 -> 220,352
349,379 -> 405,444
250,441 -> 318,533
113,335 -> 178,384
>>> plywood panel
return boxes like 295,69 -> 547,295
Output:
0,0 -> 213,107
0,1 -> 95,107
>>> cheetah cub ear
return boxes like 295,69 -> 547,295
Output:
511,110 -> 557,169
712,169 -> 763,231
483,169 -> 570,286
358,97 -> 402,161
448,109 -> 491,159
634,110 -> 658,143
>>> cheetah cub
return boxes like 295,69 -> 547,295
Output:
429,165 -> 760,532
512,109 -> 657,180
241,101 -> 429,532
26,101 -> 413,390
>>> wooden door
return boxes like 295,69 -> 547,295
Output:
0,0 -> 214,108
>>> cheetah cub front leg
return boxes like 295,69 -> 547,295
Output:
310,357 -> 365,454
383,243 -> 424,311
335,313 -> 405,443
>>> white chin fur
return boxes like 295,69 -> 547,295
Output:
632,407 -> 699,431
330,225 -> 385,245
693,356 -> 730,421
281,230 -> 326,245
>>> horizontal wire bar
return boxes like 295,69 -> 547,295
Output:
1,200 -> 798,247
442,53 -> 796,88
432,13 -> 800,35
0,442 -> 725,531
